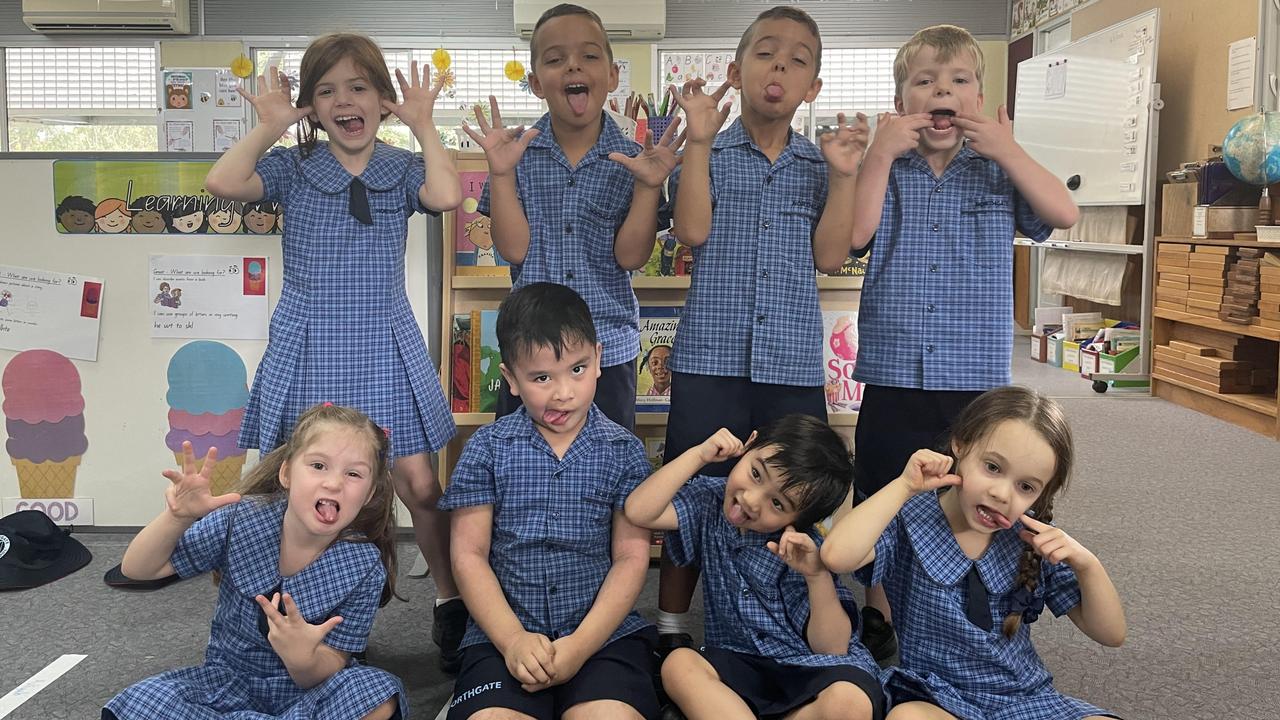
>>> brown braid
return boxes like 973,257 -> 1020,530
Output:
1002,499 -> 1055,637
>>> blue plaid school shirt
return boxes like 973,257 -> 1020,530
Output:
856,492 -> 1111,719
478,112 -> 656,368
438,405 -> 653,650
855,146 -> 1052,391
104,497 -> 408,720
668,475 -> 879,673
660,119 -> 829,387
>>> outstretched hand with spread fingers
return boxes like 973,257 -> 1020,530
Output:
382,60 -> 445,133
671,79 -> 732,145
610,116 -> 685,188
255,592 -> 344,666
240,65 -> 311,132
461,96 -> 540,176
163,441 -> 241,520
819,112 -> 871,178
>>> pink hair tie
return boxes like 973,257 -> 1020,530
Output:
322,401 -> 334,407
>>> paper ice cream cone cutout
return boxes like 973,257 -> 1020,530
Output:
165,341 -> 249,497
4,350 -> 89,498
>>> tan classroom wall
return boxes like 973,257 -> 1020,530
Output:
1073,0 -> 1259,177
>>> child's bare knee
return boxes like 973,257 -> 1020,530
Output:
813,682 -> 872,720
562,699 -> 644,720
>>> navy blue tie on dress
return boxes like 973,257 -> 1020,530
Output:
349,177 -> 373,225
966,565 -> 993,631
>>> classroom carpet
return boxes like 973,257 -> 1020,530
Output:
3,385 -> 1278,718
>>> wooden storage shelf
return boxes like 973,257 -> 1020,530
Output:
1150,235 -> 1280,440
453,274 -> 864,292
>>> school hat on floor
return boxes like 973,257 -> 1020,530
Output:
0,510 -> 92,590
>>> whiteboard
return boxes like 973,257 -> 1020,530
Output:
1014,9 -> 1159,206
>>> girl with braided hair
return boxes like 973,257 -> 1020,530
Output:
822,386 -> 1126,719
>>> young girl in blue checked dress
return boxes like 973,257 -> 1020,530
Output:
205,32 -> 469,671
105,404 -> 406,720
822,386 -> 1127,720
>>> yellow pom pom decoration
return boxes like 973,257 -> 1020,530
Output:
432,48 -> 452,73
505,60 -> 527,83
230,54 -> 253,79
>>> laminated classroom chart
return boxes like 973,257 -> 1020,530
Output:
0,264 -> 104,361
149,254 -> 268,339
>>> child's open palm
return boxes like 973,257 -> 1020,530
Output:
255,592 -> 344,666
162,441 -> 241,520
1019,515 -> 1099,572
672,79 -> 731,145
898,449 -> 961,495
698,428 -> 755,465
819,112 -> 870,178
240,66 -> 311,132
768,526 -> 825,577
867,112 -> 934,162
609,117 -> 685,189
382,60 -> 444,133
952,106 -> 1018,163
461,96 -> 540,176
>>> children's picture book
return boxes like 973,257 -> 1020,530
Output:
477,309 -> 501,412
454,171 -> 510,277
644,437 -> 666,472
822,309 -> 864,414
634,231 -> 693,278
450,313 -> 472,412
636,306 -> 680,413
449,309 -> 502,413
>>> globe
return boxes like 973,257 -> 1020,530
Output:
1222,112 -> 1280,186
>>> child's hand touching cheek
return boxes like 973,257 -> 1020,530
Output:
866,112 -> 934,163
698,428 -> 756,465
952,106 -> 1020,164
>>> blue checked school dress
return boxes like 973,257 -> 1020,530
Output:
104,497 -> 407,720
669,475 -> 880,674
239,141 -> 455,458
857,492 -> 1117,719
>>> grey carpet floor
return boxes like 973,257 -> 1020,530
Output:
4,368 -> 1279,718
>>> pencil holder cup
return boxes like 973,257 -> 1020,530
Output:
646,116 -> 674,142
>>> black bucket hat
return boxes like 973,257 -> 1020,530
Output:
0,510 -> 92,590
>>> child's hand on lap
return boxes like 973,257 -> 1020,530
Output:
866,112 -> 933,162
255,592 -> 344,667
672,79 -> 732,145
522,634 -> 588,692
462,96 -> 540,177
952,106 -> 1020,164
240,66 -> 311,133
819,112 -> 871,178
502,630 -> 557,689
163,441 -> 241,520
610,117 -> 685,189
697,428 -> 756,465
769,526 -> 826,578
382,60 -> 444,135
896,449 -> 960,495
1018,515 -> 1101,573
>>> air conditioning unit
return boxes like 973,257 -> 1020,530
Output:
23,0 -> 190,34
514,0 -> 665,41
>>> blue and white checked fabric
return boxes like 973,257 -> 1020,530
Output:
238,141 -> 455,458
668,475 -> 879,673
856,492 -> 1110,719
478,112 -> 654,368
103,497 -> 407,720
438,405 -> 653,650
661,119 -> 829,387
855,146 -> 1053,391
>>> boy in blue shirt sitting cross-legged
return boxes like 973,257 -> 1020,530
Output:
440,282 -> 659,720
625,415 -> 885,720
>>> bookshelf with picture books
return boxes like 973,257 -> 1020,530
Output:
437,152 -> 868,552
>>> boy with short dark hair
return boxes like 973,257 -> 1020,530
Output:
463,3 -> 683,432
655,3 -> 870,653
625,414 -> 885,720
441,282 -> 659,720
849,24 -> 1079,660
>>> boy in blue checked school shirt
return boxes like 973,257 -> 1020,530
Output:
625,414 -> 886,720
440,282 -> 660,720
847,25 -> 1080,659
654,4 -> 871,654
462,3 -> 683,432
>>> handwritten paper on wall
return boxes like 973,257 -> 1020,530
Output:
1227,37 -> 1256,111
150,255 -> 268,339
0,265 -> 104,361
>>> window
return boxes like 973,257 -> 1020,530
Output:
252,46 -> 547,151
5,46 -> 158,152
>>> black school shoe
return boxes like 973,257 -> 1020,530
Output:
860,606 -> 899,667
103,563 -> 182,591
434,598 -> 470,674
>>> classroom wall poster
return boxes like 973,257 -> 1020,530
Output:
53,160 -> 282,235
0,265 -> 104,361
149,255 -> 268,339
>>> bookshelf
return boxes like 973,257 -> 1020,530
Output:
437,152 -> 867,492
